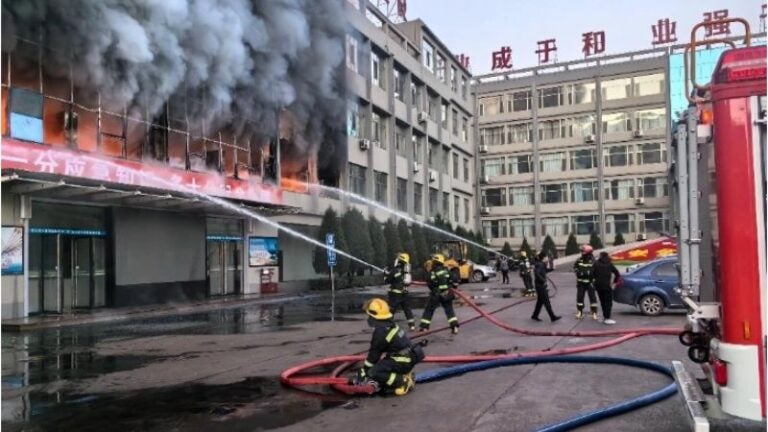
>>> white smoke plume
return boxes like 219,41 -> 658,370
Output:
2,0 -> 348,165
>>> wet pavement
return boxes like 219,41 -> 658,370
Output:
2,276 -> 700,431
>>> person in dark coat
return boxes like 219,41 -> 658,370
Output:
531,251 -> 561,322
591,252 -> 622,325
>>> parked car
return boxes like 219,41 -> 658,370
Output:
470,261 -> 497,282
613,256 -> 685,316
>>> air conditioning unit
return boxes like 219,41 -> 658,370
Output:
478,144 -> 489,153
633,129 -> 644,138
635,197 -> 645,205
371,140 -> 380,148
418,111 -> 429,123
480,206 -> 491,215
359,139 -> 371,150
429,170 -> 438,182
413,162 -> 421,172
584,134 -> 595,143
637,232 -> 647,241
480,175 -> 490,184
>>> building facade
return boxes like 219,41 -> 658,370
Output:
473,50 -> 672,252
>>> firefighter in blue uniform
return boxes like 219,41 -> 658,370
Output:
419,254 -> 460,334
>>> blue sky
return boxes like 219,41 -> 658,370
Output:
404,0 -> 764,75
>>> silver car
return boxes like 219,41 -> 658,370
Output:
469,261 -> 497,282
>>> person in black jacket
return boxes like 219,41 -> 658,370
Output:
573,245 -> 598,320
531,251 -> 561,322
352,298 -> 421,395
592,252 -> 622,325
385,253 -> 415,330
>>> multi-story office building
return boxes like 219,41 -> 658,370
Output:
473,50 -> 671,252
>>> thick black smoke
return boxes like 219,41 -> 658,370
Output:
2,0 -> 347,166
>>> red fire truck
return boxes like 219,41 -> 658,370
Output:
672,18 -> 766,430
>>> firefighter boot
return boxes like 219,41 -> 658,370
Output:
576,310 -> 584,319
592,312 -> 599,320
451,323 -> 459,335
395,373 -> 414,396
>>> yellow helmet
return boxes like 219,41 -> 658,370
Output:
520,251 -> 527,257
397,253 -> 410,264
431,253 -> 446,265
365,298 -> 393,320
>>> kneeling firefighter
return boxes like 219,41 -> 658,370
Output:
385,253 -> 415,331
419,254 -> 460,334
352,298 -> 425,395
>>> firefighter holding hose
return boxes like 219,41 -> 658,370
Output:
518,251 -> 535,297
385,253 -> 416,331
574,245 -> 598,320
419,254 -> 460,334
352,298 -> 424,396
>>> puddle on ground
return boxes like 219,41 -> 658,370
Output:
2,377 -> 348,432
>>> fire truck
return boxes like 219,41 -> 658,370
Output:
671,18 -> 766,430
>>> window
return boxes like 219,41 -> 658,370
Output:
414,183 -> 423,215
652,262 -> 677,278
442,146 -> 450,174
606,214 -> 635,234
423,40 -> 435,72
539,118 -> 568,140
572,115 -> 596,137
450,66 -> 457,91
540,152 -> 566,172
394,68 -> 405,102
347,102 -> 360,137
436,54 -> 446,82
634,73 -> 664,97
346,35 -> 358,72
637,142 -> 666,164
395,126 -> 408,157
604,145 -> 632,167
570,82 -> 596,104
413,135 -> 423,161
452,153 -> 459,179
601,77 -> 631,100
443,192 -> 450,218
511,90 -> 532,112
429,188 -> 438,215
482,220 -> 508,239
479,126 -> 505,146
570,149 -> 596,170
482,188 -> 507,207
453,195 -> 460,222
605,179 -> 636,200
428,143 -> 438,168
538,86 -> 563,108
641,211 -> 668,233
640,177 -> 669,198
571,181 -> 599,202
478,96 -> 503,116
9,88 -> 43,143
349,163 -> 366,196
573,215 -> 599,235
411,83 -> 423,110
602,111 -> 632,133
371,51 -> 383,88
541,183 -> 568,204
507,123 -> 533,144
429,94 -> 440,122
510,186 -> 534,205
481,157 -> 505,177
441,102 -> 448,128
461,76 -> 467,100
463,158 -> 469,182
371,112 -> 386,148
464,198 -> 470,223
635,108 -> 666,131
510,219 -> 535,238
374,171 -> 387,204
452,109 -> 458,136
508,154 -> 532,174
461,117 -> 468,142
542,217 -> 569,236
396,178 -> 407,211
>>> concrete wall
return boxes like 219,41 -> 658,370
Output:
279,224 -> 324,282
1,185 -> 25,319
112,207 -> 206,306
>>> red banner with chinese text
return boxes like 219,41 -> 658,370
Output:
610,236 -> 677,264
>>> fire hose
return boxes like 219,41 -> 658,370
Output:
279,282 -> 682,429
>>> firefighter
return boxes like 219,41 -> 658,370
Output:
531,251 -> 561,322
419,254 -> 460,334
573,245 -> 598,320
385,252 -> 415,331
352,298 -> 422,395
518,251 -> 535,297
592,252 -> 622,325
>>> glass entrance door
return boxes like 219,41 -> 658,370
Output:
208,240 -> 241,296
224,241 -> 241,295
208,241 -> 224,296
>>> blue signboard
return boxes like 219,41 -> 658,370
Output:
326,233 -> 336,267
29,227 -> 107,236
249,236 -> 279,267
